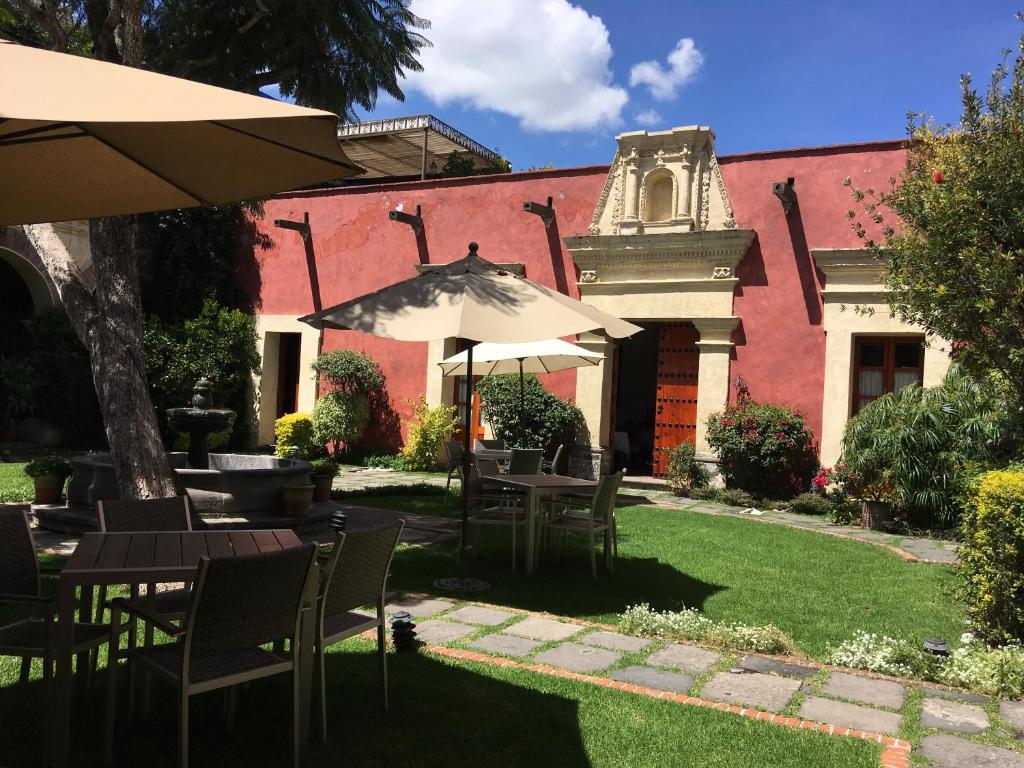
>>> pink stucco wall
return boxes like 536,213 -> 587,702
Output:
251,167 -> 608,447
720,141 -> 906,444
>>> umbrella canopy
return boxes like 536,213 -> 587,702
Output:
0,39 -> 361,225
438,338 -> 604,377
299,244 -> 642,342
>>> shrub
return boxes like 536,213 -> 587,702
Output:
841,368 -> 1008,527
362,453 -> 408,470
310,458 -> 340,477
24,455 -> 72,478
706,384 -> 818,499
401,398 -> 459,471
828,632 -> 934,679
666,443 -> 710,496
713,488 -> 756,508
939,637 -> 1024,698
273,413 -> 318,459
958,469 -> 1024,643
619,603 -> 796,656
788,492 -> 833,516
311,349 -> 385,395
0,357 -> 34,427
826,500 -> 861,526
476,374 -> 585,454
311,392 -> 370,455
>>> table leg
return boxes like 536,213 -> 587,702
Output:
51,577 -> 77,768
525,487 -> 538,575
298,584 -> 317,750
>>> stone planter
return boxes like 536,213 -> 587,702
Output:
861,499 -> 893,530
311,474 -> 335,503
33,473 -> 67,505
282,484 -> 315,518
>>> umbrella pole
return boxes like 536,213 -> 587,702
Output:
460,342 -> 474,559
519,359 -> 524,411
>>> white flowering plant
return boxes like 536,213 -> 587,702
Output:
619,604 -> 796,655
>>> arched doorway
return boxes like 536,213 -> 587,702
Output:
0,250 -> 50,355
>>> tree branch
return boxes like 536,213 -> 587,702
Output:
9,0 -> 68,50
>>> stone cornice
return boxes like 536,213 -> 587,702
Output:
566,228 -> 755,270
577,278 -> 738,294
811,248 -> 886,274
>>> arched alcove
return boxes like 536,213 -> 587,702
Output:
643,173 -> 674,223
0,247 -> 55,354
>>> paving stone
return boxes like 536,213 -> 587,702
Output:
921,697 -> 990,735
700,671 -> 801,713
919,685 -> 990,704
920,734 -> 1024,767
533,642 -> 621,674
738,655 -> 817,679
1003,701 -> 1024,733
386,597 -> 455,617
502,616 -> 583,642
467,633 -> 541,658
445,606 -> 517,626
412,619 -> 475,644
580,631 -> 653,653
647,643 -> 722,674
799,696 -> 903,735
822,671 -> 905,709
609,665 -> 694,693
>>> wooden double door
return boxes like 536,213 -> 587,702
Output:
652,322 -> 700,477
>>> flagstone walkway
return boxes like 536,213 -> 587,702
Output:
385,594 -> 1024,768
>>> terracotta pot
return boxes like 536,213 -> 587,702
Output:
33,473 -> 67,505
861,499 -> 892,530
311,474 -> 334,503
282,484 -> 315,518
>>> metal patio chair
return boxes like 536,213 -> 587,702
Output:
507,448 -> 543,475
0,505 -> 109,748
443,440 -> 466,498
473,438 -> 506,451
540,471 -> 623,580
465,465 -> 528,572
104,543 -> 318,768
543,443 -> 569,475
313,520 -> 404,741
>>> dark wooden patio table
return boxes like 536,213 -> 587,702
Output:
49,529 -> 311,768
482,474 -> 598,574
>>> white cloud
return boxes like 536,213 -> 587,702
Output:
405,0 -> 628,131
634,109 -> 663,127
629,38 -> 703,101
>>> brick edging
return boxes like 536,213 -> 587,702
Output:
423,643 -> 912,767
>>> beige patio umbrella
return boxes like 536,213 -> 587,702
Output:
300,243 -> 640,550
0,39 -> 362,225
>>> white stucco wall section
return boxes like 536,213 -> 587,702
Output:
814,249 -> 951,466
253,315 -> 322,445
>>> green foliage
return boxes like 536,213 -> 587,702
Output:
24,455 -> 71,478
686,486 -> 756,507
841,368 -> 1008,526
312,349 -> 385,395
476,374 -> 585,454
401,398 -> 458,471
145,300 -> 261,448
361,453 -> 409,470
788,492 -> 833,516
959,469 -> 1024,643
846,19 -> 1024,407
0,357 -> 34,426
706,387 -> 818,499
310,457 -> 340,478
620,604 -> 797,656
312,392 -> 370,454
274,412 -> 318,459
665,442 -> 710,496
0,463 -> 33,503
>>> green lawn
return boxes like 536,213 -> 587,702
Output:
358,494 -> 964,659
0,462 -> 32,503
0,639 -> 881,768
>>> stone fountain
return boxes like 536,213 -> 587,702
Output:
37,378 -> 336,534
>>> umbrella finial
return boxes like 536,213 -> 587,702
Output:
468,242 -> 479,254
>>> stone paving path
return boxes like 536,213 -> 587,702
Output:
389,594 -> 1024,766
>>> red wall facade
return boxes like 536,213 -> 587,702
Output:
250,141 -> 907,451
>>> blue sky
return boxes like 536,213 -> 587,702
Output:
339,0 -> 1021,171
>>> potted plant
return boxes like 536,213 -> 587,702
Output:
24,455 -> 72,504
309,458 -> 340,502
282,482 -> 315,518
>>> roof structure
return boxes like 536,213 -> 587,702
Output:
337,114 -> 504,179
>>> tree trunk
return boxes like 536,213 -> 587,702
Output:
23,220 -> 178,500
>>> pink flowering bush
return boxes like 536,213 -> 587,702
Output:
706,384 -> 818,499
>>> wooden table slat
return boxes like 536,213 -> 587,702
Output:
251,530 -> 283,552
228,531 -> 259,556
66,533 -> 104,570
93,534 -> 132,570
205,531 -> 233,558
273,530 -> 297,549
124,532 -> 158,568
154,532 -> 182,569
181,532 -> 208,567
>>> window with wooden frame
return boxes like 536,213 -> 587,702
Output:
852,336 -> 925,414
452,340 -> 484,442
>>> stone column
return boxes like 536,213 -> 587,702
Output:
425,337 -> 458,408
675,159 -> 693,221
574,332 -> 615,460
622,152 -> 640,222
691,317 -> 739,457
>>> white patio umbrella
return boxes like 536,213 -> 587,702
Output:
300,243 -> 640,551
438,338 -> 604,409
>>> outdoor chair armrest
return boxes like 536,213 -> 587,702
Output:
109,597 -> 184,637
0,593 -> 54,608
38,564 -> 65,575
